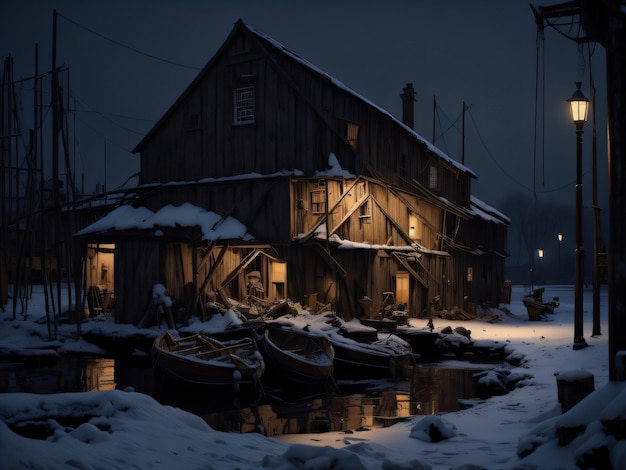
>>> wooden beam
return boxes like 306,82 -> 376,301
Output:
220,248 -> 261,288
370,194 -> 414,245
391,252 -> 430,289
328,193 -> 370,235
199,242 -> 229,295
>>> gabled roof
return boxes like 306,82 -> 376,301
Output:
246,22 -> 476,178
132,19 -> 476,178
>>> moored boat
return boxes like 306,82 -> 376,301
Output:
256,323 -> 335,386
151,331 -> 265,389
325,318 -> 413,379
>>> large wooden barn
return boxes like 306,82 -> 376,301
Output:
77,19 -> 509,325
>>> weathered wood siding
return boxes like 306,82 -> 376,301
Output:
140,179 -> 291,243
115,21 -> 508,324
291,177 -> 442,249
136,24 -> 474,213
114,240 -> 160,324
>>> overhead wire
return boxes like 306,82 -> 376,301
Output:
52,11 -> 188,190
467,106 -> 591,196
433,101 -> 466,157
71,91 -> 153,136
57,12 -> 202,71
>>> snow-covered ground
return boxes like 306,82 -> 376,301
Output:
1,284 -> 625,469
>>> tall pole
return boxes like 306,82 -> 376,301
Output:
574,124 -> 587,350
558,234 -> 563,282
462,101 -> 465,165
590,66 -> 601,337
604,5 -> 626,380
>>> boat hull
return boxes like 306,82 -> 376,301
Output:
331,342 -> 412,379
151,332 -> 265,388
258,325 -> 334,386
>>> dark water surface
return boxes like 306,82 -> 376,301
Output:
0,356 -> 481,437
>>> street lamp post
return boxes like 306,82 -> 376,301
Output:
568,82 -> 588,351
538,249 -> 544,284
557,234 -> 563,282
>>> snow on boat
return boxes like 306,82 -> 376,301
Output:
256,323 -> 335,386
324,317 -> 413,379
151,331 -> 265,390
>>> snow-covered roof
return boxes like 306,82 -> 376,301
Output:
134,20 -> 476,180
470,195 -> 510,225
247,22 -> 477,178
75,202 -> 254,241
135,154 -> 351,192
301,223 -> 450,256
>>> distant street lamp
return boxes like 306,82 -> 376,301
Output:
537,249 -> 544,284
568,82 -> 588,350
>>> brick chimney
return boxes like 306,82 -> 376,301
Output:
400,83 -> 416,129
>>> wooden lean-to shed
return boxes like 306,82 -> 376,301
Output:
77,19 -> 509,325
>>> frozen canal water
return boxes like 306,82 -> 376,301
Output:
0,355 -> 483,437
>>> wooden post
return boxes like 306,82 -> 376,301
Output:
555,369 -> 594,413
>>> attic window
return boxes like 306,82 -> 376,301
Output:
346,122 -> 359,149
234,86 -> 255,124
428,165 -> 438,190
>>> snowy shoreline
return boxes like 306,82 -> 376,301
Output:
2,284 -> 625,469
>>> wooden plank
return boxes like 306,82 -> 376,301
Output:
220,248 -> 261,288
391,252 -> 428,289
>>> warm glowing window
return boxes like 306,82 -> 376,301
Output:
408,213 -> 420,241
396,271 -> 409,307
467,266 -> 473,282
271,262 -> 286,283
234,86 -> 255,124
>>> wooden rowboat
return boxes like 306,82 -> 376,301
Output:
151,331 -> 265,389
326,322 -> 413,379
256,323 -> 335,386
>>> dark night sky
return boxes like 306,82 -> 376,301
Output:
2,0 -> 608,220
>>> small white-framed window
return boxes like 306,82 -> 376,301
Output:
234,86 -> 255,124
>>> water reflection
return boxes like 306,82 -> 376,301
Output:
0,358 -> 480,437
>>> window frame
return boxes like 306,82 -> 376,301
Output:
233,86 -> 256,125
428,165 -> 439,190
310,182 -> 327,215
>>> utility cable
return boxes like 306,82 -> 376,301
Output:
467,107 -> 592,196
70,91 -> 149,136
57,12 -> 202,71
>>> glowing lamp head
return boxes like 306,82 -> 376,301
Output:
567,82 -> 589,129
